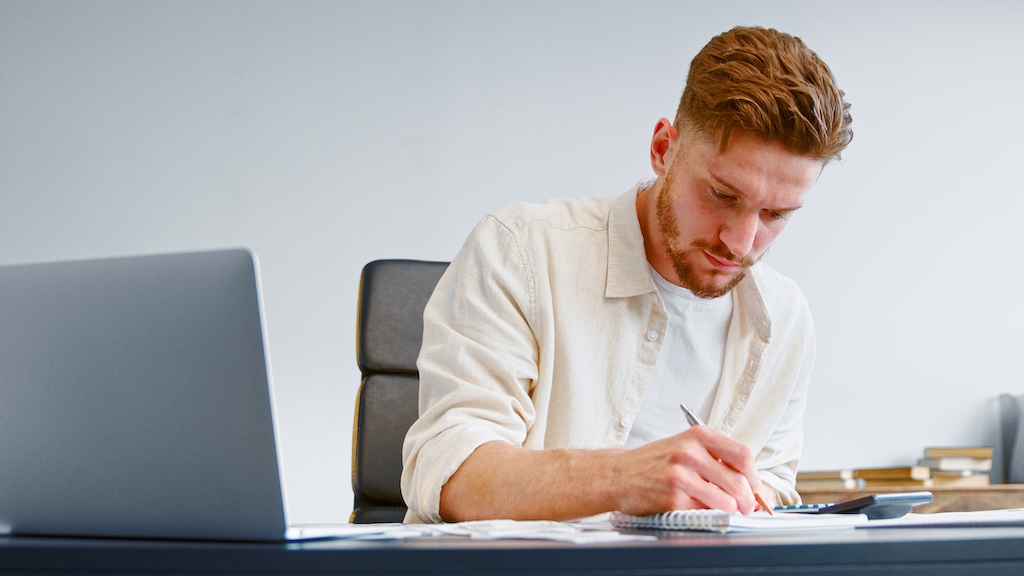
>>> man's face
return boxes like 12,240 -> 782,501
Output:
653,128 -> 824,299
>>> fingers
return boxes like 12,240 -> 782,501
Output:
673,436 -> 758,513
649,426 -> 761,514
690,426 -> 760,488
613,426 -> 765,516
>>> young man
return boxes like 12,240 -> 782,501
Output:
402,26 -> 852,523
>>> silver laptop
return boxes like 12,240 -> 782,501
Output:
0,249 -> 364,541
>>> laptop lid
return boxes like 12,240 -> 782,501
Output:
0,249 -> 294,541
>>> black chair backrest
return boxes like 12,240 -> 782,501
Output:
351,259 -> 448,523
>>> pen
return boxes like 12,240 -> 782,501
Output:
678,403 -> 774,516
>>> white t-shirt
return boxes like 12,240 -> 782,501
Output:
624,266 -> 733,448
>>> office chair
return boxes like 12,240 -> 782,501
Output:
351,259 -> 448,523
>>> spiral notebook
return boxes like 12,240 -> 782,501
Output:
609,510 -> 867,534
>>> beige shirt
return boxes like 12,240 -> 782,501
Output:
401,182 -> 815,523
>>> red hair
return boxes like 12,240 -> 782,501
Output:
676,26 -> 853,161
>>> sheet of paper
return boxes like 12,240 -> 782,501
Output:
304,518 -> 654,543
423,519 -> 656,543
859,508 -> 1024,529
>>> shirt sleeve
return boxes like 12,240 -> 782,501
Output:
400,214 -> 541,523
756,322 -> 815,506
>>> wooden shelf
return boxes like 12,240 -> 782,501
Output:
799,484 -> 1024,513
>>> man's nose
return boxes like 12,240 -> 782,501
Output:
719,212 -> 759,260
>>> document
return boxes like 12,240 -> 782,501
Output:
313,519 -> 655,543
860,508 -> 1024,529
425,519 -> 655,543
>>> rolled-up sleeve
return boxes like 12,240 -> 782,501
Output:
401,215 -> 541,523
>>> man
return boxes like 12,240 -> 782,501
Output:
402,26 -> 852,523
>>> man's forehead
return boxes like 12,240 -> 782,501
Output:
704,135 -> 821,204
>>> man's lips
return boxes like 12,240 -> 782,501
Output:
703,251 -> 743,269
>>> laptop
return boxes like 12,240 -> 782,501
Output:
0,249 -> 373,541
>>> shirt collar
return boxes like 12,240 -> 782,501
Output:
606,180 -> 657,298
735,269 -> 772,342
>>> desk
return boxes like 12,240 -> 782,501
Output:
800,484 -> 1024,513
2,526 -> 1024,576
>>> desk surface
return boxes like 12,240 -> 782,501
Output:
3,526 -> 1024,576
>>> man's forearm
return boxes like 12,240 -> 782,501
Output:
438,441 -> 623,522
438,426 -> 765,522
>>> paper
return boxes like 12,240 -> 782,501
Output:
859,508 -> 1024,529
300,519 -> 655,543
423,519 -> 656,543
286,523 -> 422,540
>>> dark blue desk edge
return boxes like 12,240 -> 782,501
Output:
2,526 -> 1024,575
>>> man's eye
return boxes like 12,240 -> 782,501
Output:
764,209 -> 787,221
711,188 -> 733,201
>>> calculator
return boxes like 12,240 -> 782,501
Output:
776,492 -> 933,520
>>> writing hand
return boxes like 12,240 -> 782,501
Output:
612,426 -> 762,516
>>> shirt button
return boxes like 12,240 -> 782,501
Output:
619,416 -> 632,429
646,330 -> 658,342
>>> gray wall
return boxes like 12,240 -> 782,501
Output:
2,0 -> 1021,522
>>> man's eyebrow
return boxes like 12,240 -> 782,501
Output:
710,173 -> 746,197
711,173 -> 804,213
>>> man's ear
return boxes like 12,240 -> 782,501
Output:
650,118 -> 678,177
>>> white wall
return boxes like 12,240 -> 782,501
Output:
2,0 -> 1021,522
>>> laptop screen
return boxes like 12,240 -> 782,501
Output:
0,249 -> 290,541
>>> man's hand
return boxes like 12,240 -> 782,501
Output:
610,425 -> 762,516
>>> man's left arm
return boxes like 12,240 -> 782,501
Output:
754,330 -> 815,507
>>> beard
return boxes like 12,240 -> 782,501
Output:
654,175 -> 758,300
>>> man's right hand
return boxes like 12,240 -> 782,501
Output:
609,425 -> 762,516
